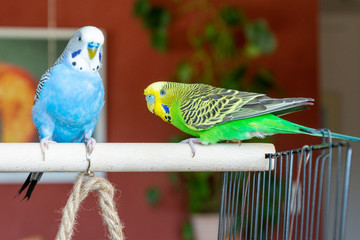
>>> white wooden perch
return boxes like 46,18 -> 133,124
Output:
0,143 -> 275,172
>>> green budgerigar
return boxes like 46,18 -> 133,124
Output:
144,81 -> 360,155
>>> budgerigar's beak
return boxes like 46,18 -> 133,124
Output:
145,94 -> 155,113
147,102 -> 154,113
88,42 -> 100,60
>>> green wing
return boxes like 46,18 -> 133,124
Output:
179,84 -> 313,131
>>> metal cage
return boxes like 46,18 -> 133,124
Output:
218,130 -> 352,240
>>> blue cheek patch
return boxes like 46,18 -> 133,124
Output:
99,52 -> 102,62
161,104 -> 170,114
71,49 -> 82,58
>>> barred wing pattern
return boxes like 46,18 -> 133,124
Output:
34,51 -> 67,104
179,84 -> 313,131
34,68 -> 51,104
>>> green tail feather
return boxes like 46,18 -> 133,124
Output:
326,132 -> 360,142
300,128 -> 360,142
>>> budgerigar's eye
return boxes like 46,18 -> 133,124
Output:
78,36 -> 82,41
146,94 -> 155,102
160,90 -> 166,96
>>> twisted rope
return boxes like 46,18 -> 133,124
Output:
55,172 -> 125,240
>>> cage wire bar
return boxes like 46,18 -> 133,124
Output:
218,130 -> 352,240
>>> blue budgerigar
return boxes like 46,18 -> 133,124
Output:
17,26 -> 105,200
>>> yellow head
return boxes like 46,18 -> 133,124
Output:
144,81 -> 179,123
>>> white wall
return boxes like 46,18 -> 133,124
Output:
320,12 -> 360,240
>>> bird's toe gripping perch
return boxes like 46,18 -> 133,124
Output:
85,144 -> 94,177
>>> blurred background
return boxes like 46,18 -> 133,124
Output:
0,0 -> 359,239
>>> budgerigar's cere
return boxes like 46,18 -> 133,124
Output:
144,81 -> 360,156
18,26 -> 105,200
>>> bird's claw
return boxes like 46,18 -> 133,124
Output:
40,136 -> 56,161
85,137 -> 96,177
85,137 -> 96,155
180,138 -> 203,158
226,140 -> 242,146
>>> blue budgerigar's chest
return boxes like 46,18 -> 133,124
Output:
39,64 -> 104,127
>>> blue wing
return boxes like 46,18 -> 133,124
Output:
34,68 -> 51,104
34,49 -> 67,104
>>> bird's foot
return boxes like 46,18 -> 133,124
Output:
40,136 -> 56,161
85,137 -> 96,155
180,138 -> 204,158
85,137 -> 96,177
226,140 -> 242,146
